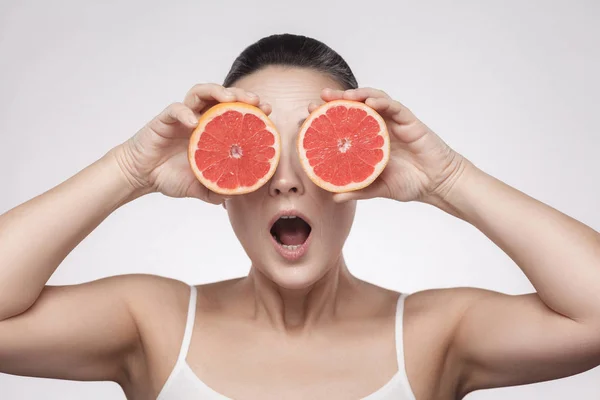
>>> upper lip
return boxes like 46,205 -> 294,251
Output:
267,209 -> 313,231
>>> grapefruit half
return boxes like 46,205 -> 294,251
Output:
297,100 -> 390,193
188,102 -> 280,195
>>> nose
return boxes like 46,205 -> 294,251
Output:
268,139 -> 305,197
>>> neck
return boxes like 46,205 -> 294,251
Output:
242,255 -> 359,332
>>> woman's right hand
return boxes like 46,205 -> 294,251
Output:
112,83 -> 271,204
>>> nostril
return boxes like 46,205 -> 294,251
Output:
273,187 -> 298,195
269,173 -> 303,196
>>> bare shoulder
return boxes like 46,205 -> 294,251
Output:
101,273 -> 193,356
117,273 -> 192,316
401,286 -> 504,398
108,273 -> 201,394
403,286 -> 502,348
355,280 -> 409,317
120,274 -> 249,344
123,274 -> 248,326
346,283 -> 497,341
405,286 -> 495,319
193,277 -> 246,311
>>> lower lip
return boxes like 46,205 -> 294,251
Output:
269,232 -> 312,261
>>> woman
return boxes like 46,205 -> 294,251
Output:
1,33 -> 599,400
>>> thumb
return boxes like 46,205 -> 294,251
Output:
332,181 -> 386,203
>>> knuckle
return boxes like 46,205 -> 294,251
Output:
229,87 -> 247,96
213,84 -> 228,93
186,84 -> 204,95
167,102 -> 185,114
189,83 -> 220,95
366,87 -> 388,97
192,82 -> 210,90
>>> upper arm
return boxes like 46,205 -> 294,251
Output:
450,288 -> 600,397
0,274 -> 146,384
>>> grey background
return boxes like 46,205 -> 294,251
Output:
1,0 -> 599,398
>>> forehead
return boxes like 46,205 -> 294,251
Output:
232,67 -> 343,122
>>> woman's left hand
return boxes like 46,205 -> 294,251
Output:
310,87 -> 467,204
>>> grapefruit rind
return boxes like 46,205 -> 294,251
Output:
296,100 -> 390,193
188,102 -> 281,195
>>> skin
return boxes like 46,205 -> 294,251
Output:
1,65 -> 600,400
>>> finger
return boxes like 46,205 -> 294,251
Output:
258,102 -> 272,116
343,87 -> 390,102
321,88 -> 346,101
364,97 -> 417,125
307,102 -> 319,113
187,180 -> 227,205
183,83 -> 237,112
226,87 -> 261,106
157,102 -> 198,128
206,189 -> 229,205
332,181 -> 387,203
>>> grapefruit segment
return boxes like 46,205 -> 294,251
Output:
188,102 -> 280,195
297,100 -> 390,193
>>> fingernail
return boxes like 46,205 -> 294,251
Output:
223,90 -> 234,97
189,116 -> 198,125
246,91 -> 257,98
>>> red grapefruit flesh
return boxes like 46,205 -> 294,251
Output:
188,102 -> 280,195
297,100 -> 390,193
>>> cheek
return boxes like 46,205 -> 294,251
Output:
226,199 -> 257,241
225,191 -> 270,247
319,201 -> 357,245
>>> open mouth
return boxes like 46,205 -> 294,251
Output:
269,215 -> 312,251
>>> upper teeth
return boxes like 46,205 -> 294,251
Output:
280,215 -> 297,219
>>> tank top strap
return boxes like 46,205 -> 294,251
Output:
395,292 -> 415,399
177,284 -> 198,362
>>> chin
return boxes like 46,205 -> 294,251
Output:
260,260 -> 330,291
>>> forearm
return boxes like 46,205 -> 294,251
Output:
434,160 -> 600,323
0,147 -> 148,320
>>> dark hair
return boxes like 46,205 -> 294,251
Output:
223,34 -> 358,90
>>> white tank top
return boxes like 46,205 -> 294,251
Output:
157,285 -> 415,400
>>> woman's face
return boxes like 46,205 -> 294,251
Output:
225,67 -> 356,289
